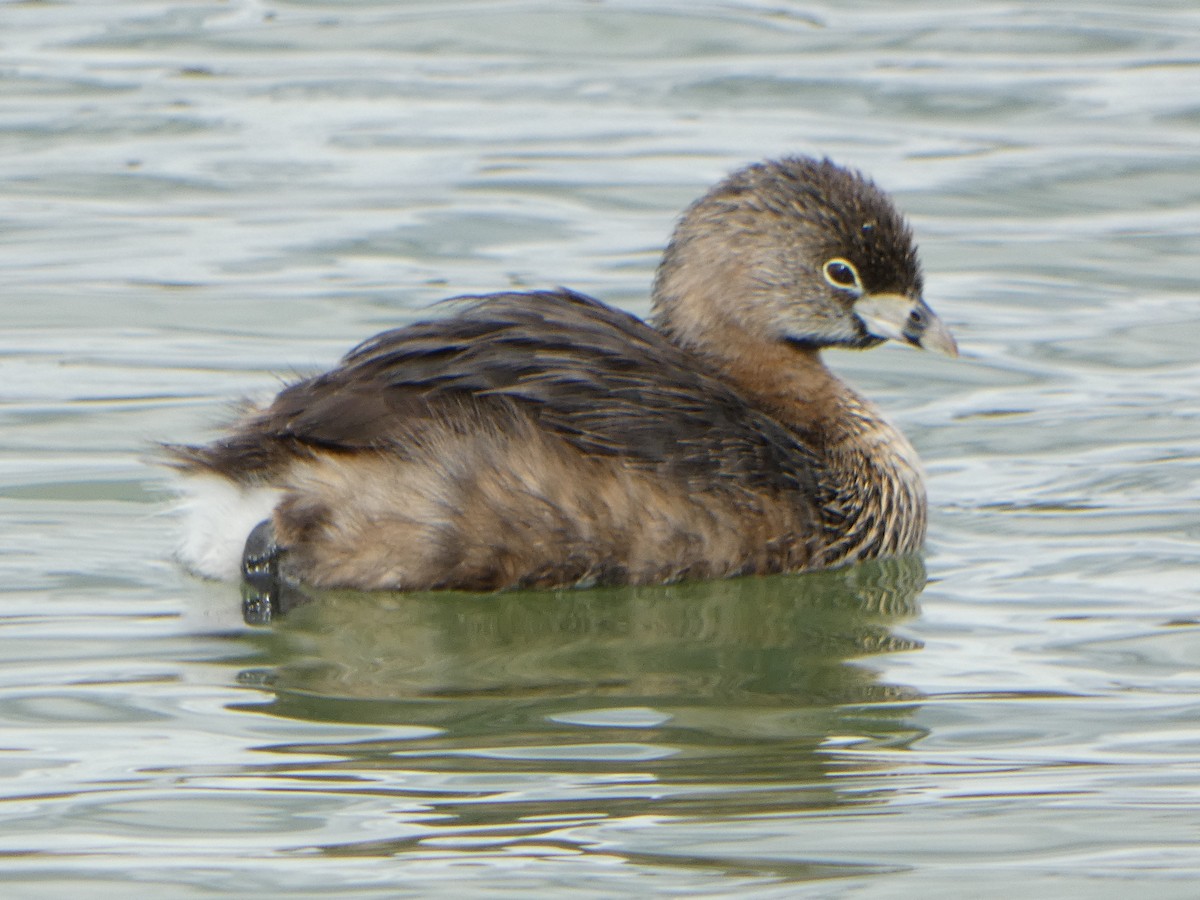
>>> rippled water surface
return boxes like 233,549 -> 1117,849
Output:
3,1 -> 1200,895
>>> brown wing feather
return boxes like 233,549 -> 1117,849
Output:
168,289 -> 820,497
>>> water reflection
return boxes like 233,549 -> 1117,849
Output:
240,558 -> 924,710
228,559 -> 927,839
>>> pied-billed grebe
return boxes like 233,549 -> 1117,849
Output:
167,156 -> 956,592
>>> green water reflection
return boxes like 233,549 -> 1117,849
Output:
228,559 -> 928,844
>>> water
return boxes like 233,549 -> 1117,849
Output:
3,0 -> 1200,895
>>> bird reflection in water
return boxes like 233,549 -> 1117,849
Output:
238,556 -> 925,717
228,557 -> 928,850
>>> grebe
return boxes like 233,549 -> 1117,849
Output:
167,157 -> 956,592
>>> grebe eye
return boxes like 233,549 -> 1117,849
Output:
823,258 -> 861,292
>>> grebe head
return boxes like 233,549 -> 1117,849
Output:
652,157 -> 956,360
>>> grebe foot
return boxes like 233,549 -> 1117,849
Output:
241,518 -> 280,584
240,519 -> 309,624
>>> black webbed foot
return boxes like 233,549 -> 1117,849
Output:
241,518 -> 280,584
240,519 -> 309,624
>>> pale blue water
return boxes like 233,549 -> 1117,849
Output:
2,1 -> 1200,896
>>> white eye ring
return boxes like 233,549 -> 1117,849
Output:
823,258 -> 862,293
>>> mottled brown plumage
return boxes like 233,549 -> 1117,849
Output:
166,156 -> 956,592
